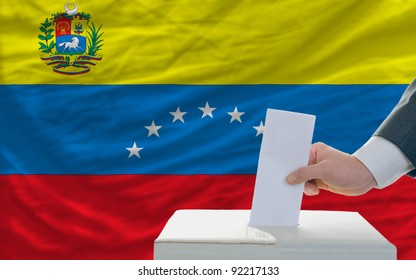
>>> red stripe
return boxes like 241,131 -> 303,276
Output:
1,175 -> 415,259
0,175 -> 254,259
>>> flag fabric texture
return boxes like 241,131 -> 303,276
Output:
1,0 -> 416,259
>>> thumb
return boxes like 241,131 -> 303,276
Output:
286,163 -> 326,185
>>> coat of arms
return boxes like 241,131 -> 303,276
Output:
38,3 -> 103,75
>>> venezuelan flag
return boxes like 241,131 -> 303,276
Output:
1,0 -> 416,259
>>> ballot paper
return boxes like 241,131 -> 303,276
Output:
249,109 -> 315,227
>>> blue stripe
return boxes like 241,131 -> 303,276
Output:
0,84 -> 405,174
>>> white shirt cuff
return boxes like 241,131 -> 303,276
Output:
353,136 -> 415,189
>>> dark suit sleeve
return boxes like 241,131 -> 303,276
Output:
374,79 -> 416,177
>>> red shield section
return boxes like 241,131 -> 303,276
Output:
55,18 -> 71,37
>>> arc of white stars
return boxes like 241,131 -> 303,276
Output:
253,121 -> 265,137
170,107 -> 187,123
126,142 -> 143,158
198,101 -> 216,118
145,120 -> 162,137
227,106 -> 245,123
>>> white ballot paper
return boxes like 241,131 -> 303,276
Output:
249,109 -> 315,227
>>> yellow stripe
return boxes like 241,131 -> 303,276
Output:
1,0 -> 416,84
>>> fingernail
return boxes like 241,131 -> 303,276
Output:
305,185 -> 318,196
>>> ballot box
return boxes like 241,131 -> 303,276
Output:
154,210 -> 396,260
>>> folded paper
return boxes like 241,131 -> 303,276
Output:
249,109 -> 315,227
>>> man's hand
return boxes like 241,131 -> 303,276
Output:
286,142 -> 377,196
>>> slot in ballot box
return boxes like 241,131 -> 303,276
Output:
154,210 -> 396,260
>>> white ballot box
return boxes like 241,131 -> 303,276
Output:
154,210 -> 396,260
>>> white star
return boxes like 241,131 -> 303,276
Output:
170,107 -> 187,123
145,120 -> 162,137
227,106 -> 245,123
126,142 -> 143,158
253,121 -> 265,137
198,101 -> 216,118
